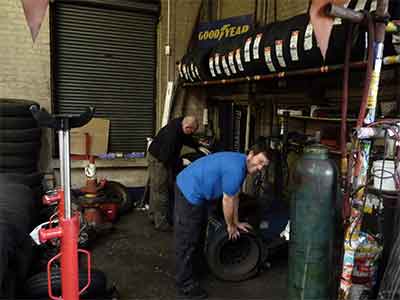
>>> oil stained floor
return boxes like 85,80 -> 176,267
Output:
92,211 -> 288,300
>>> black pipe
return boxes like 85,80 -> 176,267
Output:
325,3 -> 365,23
340,23 -> 353,184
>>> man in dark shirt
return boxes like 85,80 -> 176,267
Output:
147,116 -> 200,231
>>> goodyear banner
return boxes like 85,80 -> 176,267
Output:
196,15 -> 253,48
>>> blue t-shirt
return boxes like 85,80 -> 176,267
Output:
176,152 -> 247,205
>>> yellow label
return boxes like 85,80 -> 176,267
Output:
386,21 -> 398,33
384,55 -> 400,65
367,71 -> 380,109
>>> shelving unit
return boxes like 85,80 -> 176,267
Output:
280,114 -> 356,156
281,115 -> 357,122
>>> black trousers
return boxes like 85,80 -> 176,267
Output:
174,184 -> 208,289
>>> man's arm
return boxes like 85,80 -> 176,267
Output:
182,134 -> 200,149
233,196 -> 239,225
223,193 -> 252,240
222,193 -> 240,240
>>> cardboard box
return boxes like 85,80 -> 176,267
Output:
70,118 -> 110,155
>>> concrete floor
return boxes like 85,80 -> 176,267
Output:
92,211 -> 288,300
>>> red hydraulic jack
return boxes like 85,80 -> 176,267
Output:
30,105 -> 95,300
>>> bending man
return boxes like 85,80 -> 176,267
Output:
174,143 -> 270,299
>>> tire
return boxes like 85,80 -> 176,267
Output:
103,181 -> 132,215
205,218 -> 263,282
0,117 -> 37,130
0,128 -> 41,142
15,237 -> 34,286
0,226 -> 11,297
0,142 -> 40,156
0,156 -> 37,168
0,184 -> 34,241
24,269 -> 107,299
0,166 -> 37,174
0,99 -> 39,117
0,172 -> 43,187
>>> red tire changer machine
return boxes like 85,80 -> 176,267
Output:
30,105 -> 95,300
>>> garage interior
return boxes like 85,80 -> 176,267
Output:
2,0 -> 400,299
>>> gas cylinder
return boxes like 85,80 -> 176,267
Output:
288,144 -> 338,300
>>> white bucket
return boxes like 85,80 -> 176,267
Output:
372,160 -> 397,191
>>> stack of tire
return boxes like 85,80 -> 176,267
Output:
0,99 -> 43,298
178,0 -> 391,84
0,99 -> 43,194
0,184 -> 36,298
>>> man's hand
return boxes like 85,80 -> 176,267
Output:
237,222 -> 252,233
227,224 -> 240,240
198,146 -> 211,155
227,222 -> 253,240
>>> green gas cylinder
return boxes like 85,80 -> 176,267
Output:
288,144 -> 338,300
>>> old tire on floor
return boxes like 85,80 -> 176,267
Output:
0,142 -> 40,156
104,181 -> 132,215
23,269 -> 107,299
205,218 -> 263,282
0,99 -> 39,117
0,128 -> 41,143
0,117 -> 37,130
0,173 -> 43,188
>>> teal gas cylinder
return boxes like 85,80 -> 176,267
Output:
288,144 -> 338,300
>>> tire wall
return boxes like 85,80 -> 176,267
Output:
178,0 -> 399,83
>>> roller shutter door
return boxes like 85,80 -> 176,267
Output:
53,0 -> 158,152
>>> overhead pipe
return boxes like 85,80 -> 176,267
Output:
325,3 -> 364,23
182,61 -> 368,87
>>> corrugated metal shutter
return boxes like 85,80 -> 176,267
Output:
53,0 -> 158,152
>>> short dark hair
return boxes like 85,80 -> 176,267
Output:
248,142 -> 272,160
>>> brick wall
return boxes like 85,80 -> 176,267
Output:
0,1 -> 51,110
276,0 -> 309,21
219,0 -> 256,19
0,1 -> 52,172
265,0 -> 310,23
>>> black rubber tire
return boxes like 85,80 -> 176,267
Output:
0,184 -> 34,240
0,226 -> 11,298
0,99 -> 39,117
205,218 -> 262,282
0,155 -> 37,168
15,237 -> 34,287
0,166 -> 37,174
0,128 -> 41,142
23,269 -> 107,299
0,117 -> 37,130
0,172 -> 43,187
0,142 -> 40,156
103,181 -> 133,215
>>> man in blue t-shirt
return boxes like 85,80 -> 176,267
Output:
174,143 -> 270,299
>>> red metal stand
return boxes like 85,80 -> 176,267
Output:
31,105 -> 95,300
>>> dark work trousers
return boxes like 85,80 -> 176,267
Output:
148,153 -> 173,229
174,184 -> 208,289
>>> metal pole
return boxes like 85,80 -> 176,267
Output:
245,104 -> 251,150
183,62 -> 368,87
58,130 -> 64,189
63,130 -> 72,219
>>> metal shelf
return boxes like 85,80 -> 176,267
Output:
283,115 -> 357,122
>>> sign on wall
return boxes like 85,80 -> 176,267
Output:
196,15 -> 253,49
21,0 -> 49,42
